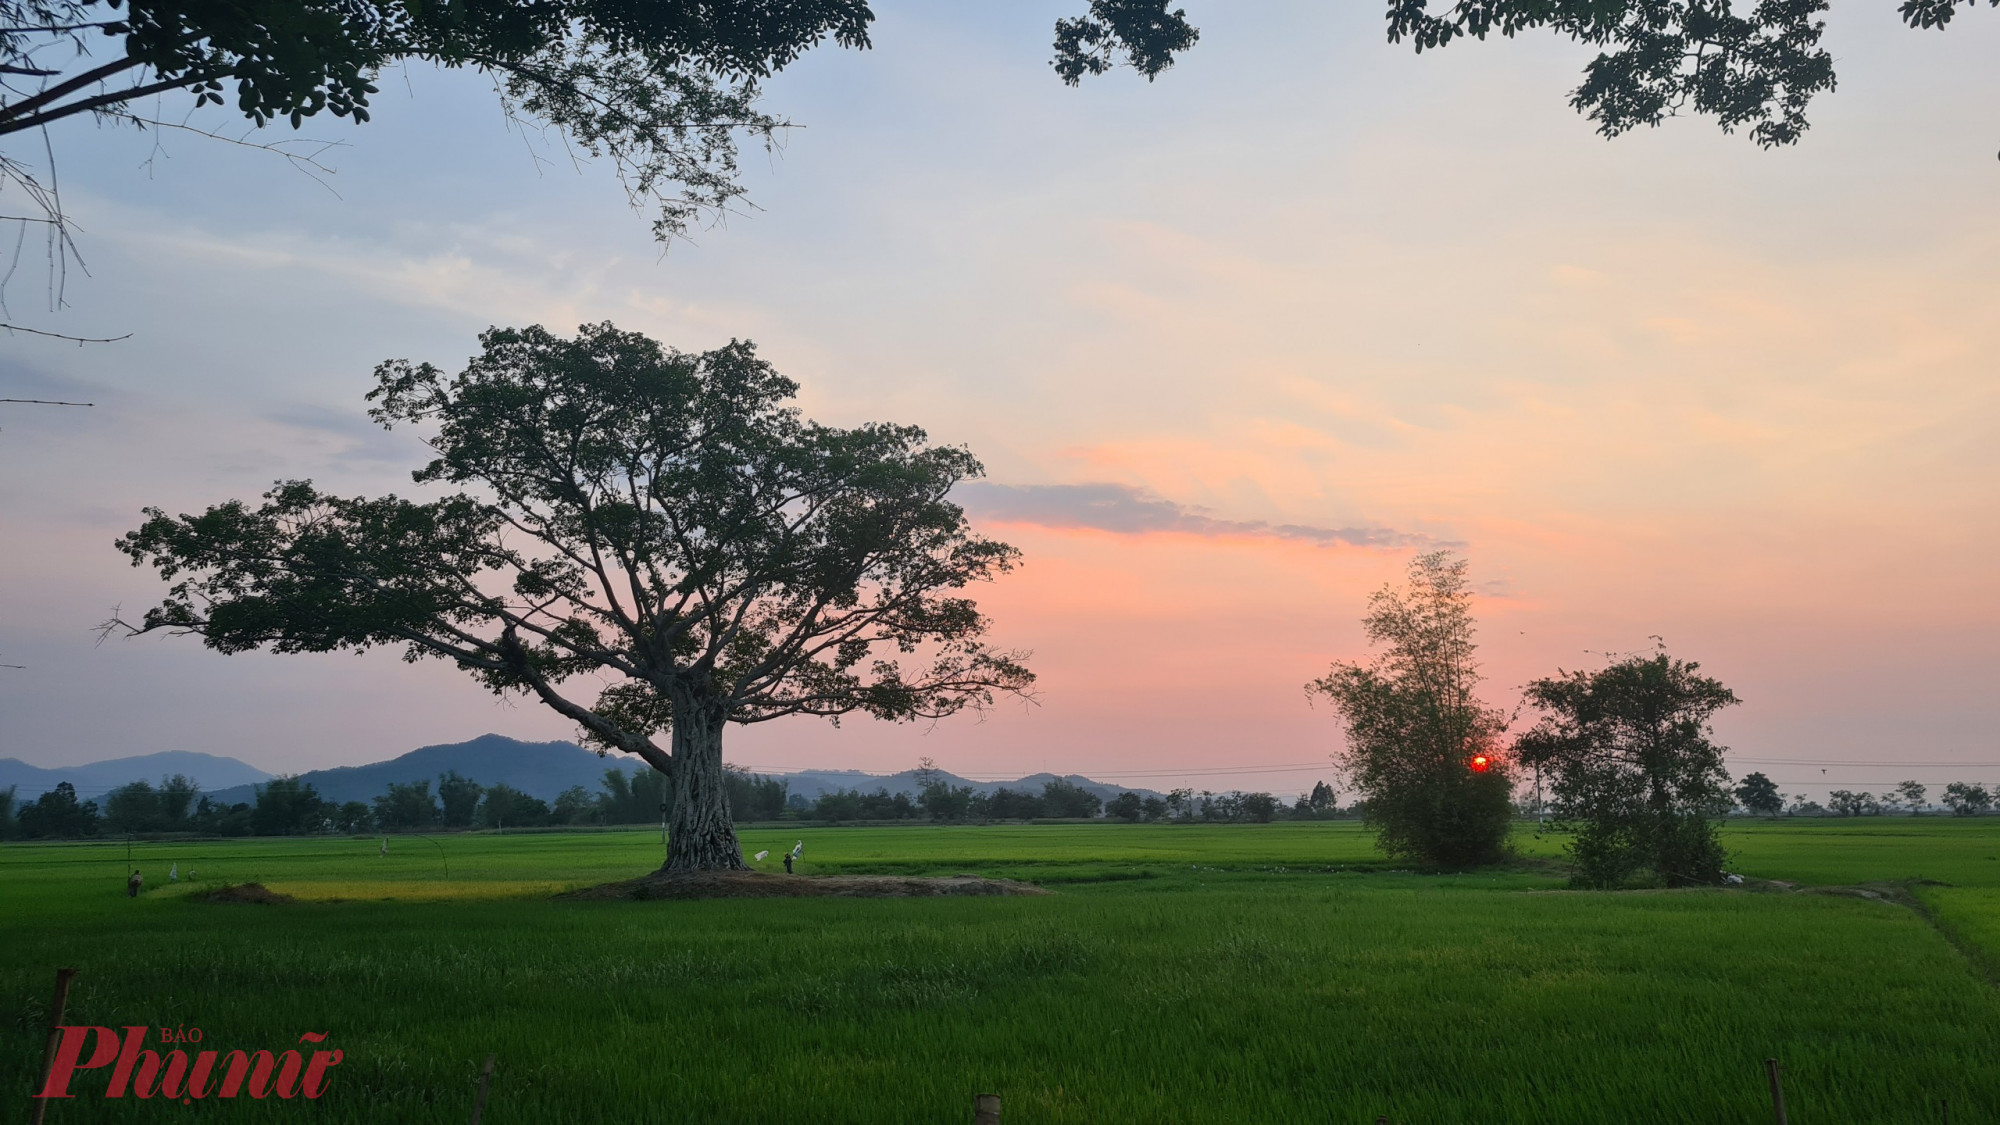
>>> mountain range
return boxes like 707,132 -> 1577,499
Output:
771,767 -> 1160,804
4,735 -> 1165,806
0,751 -> 273,801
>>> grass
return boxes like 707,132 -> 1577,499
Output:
4,819 -> 1999,1123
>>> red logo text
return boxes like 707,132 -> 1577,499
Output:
34,1026 -> 342,1102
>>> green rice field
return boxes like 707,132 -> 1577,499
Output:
5,819 -> 1999,1123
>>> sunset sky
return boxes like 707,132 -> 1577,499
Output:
3,2 -> 1996,801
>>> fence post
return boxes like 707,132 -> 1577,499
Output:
29,968 -> 78,1125
974,1093 -> 1001,1125
469,1053 -> 496,1125
1764,1058 -> 1788,1125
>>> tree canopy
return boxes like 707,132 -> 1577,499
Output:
0,0 -> 876,251
1077,1 -> 1995,148
112,321 -> 1032,870
1516,647 -> 1738,887
0,0 -> 1193,296
1381,0 -> 1839,147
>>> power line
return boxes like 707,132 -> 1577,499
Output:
1734,754 -> 1997,764
734,762 -> 1341,783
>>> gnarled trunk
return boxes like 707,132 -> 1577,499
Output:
662,699 -> 747,872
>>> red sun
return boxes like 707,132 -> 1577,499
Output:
1469,755 -> 1491,773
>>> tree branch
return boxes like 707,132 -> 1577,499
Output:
0,55 -> 143,127
1,70 -> 225,137
0,321 -> 125,342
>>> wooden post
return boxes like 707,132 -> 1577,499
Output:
1764,1058 -> 1788,1125
469,1053 -> 496,1125
29,968 -> 78,1125
974,1093 -> 1001,1125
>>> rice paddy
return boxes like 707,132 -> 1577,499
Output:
4,819 -> 1998,1123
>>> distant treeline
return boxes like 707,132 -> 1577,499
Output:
820,777 -> 1345,824
0,766 -> 747,839
10,769 -> 1973,840
0,767 -> 1345,838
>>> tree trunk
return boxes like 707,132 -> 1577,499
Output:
662,699 -> 747,872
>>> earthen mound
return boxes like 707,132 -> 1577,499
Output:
196,882 -> 296,905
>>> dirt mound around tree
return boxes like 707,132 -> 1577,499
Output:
195,883 -> 296,905
558,869 -> 1047,901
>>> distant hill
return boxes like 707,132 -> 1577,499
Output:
774,768 -> 1162,804
0,751 -> 272,802
5,736 -> 1169,810
205,734 -> 647,807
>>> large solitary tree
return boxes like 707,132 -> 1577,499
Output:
1516,647 -> 1738,887
1307,551 -> 1515,868
111,322 -> 1033,871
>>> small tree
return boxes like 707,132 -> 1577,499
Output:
917,779 -> 974,822
1892,780 -> 1928,816
1827,790 -> 1873,817
1943,783 -> 1993,817
253,776 -> 328,836
598,767 -> 671,826
112,323 -> 1032,872
373,780 -> 438,830
437,771 -> 485,828
984,787 -> 1043,821
1105,791 -> 1143,822
552,786 -> 598,826
1516,648 -> 1738,888
479,784 -> 550,828
1239,792 -> 1280,823
103,780 -> 165,833
334,801 -> 373,834
159,775 -> 200,826
1734,772 -> 1782,817
1040,779 -> 1103,819
725,769 -> 790,822
1308,551 -> 1513,868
